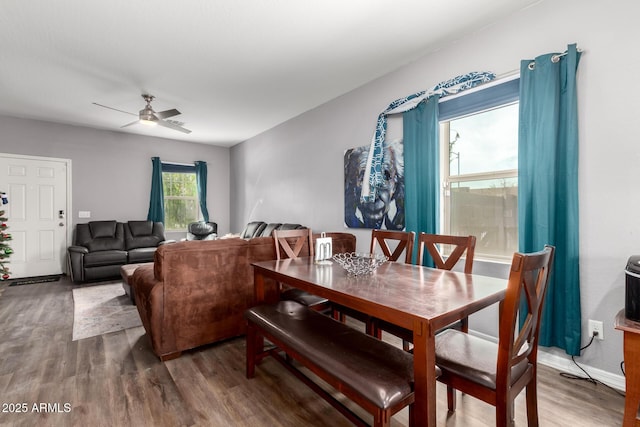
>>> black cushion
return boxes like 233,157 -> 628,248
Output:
241,221 -> 267,238
83,250 -> 128,268
125,221 -> 165,250
89,221 -> 118,238
260,223 -> 282,237
127,247 -> 157,263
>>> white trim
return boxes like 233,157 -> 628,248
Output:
469,329 -> 625,392
0,152 -> 73,275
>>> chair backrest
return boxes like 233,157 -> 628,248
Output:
273,228 -> 314,260
498,245 -> 555,386
369,230 -> 415,263
417,233 -> 476,273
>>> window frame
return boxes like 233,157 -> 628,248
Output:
161,162 -> 201,232
438,76 -> 520,262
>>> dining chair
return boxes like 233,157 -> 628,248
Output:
273,228 -> 331,312
370,229 -> 416,264
435,245 -> 555,427
334,229 -> 415,334
376,233 -> 476,350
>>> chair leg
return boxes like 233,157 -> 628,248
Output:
526,379 -> 540,427
446,386 -> 456,411
495,397 -> 514,427
402,339 -> 412,352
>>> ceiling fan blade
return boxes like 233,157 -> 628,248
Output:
92,102 -> 138,117
157,119 -> 192,134
155,109 -> 180,119
121,120 -> 140,128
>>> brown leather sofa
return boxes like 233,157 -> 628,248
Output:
131,232 -> 356,360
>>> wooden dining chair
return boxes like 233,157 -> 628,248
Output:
273,228 -> 330,312
418,233 -> 476,333
435,245 -> 555,427
377,233 -> 476,350
335,229 -> 415,334
370,229 -> 415,264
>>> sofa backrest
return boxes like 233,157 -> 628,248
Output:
75,221 -> 125,252
240,221 -> 267,238
124,220 -> 165,250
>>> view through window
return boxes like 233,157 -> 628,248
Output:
162,171 -> 199,231
440,102 -> 519,260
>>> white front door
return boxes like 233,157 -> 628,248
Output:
0,154 -> 71,278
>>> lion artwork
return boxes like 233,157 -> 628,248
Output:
344,140 -> 404,230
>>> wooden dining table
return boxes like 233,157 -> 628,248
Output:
251,256 -> 507,427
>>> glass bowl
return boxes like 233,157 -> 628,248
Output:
332,252 -> 388,276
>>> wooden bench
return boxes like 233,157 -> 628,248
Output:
245,300 -> 422,427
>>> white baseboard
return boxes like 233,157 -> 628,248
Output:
469,330 -> 626,392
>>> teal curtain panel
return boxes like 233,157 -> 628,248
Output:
518,44 -> 582,356
194,161 -> 210,222
147,157 -> 165,223
403,96 -> 440,266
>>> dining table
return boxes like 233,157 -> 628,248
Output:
251,256 -> 507,427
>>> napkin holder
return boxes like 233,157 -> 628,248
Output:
314,232 -> 333,264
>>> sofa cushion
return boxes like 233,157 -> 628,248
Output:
89,220 -> 118,238
241,221 -> 267,239
75,221 -> 125,252
128,220 -> 153,237
260,223 -> 282,237
128,247 -> 157,263
84,250 -> 128,267
125,221 -> 165,250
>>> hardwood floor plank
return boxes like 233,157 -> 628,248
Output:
0,276 -> 626,426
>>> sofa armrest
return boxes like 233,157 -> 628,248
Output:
67,245 -> 89,282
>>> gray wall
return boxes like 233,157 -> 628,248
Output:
230,0 -> 637,381
0,116 -> 230,239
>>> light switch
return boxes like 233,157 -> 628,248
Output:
78,211 -> 91,218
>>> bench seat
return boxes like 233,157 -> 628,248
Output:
246,300 -> 423,427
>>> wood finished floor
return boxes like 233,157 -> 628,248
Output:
0,276 -> 625,427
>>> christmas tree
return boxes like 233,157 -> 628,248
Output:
0,195 -> 11,280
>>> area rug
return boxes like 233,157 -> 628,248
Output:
72,283 -> 142,341
9,274 -> 62,286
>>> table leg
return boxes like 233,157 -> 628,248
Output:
254,270 -> 265,303
412,320 -> 436,427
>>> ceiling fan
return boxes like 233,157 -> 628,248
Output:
93,94 -> 191,134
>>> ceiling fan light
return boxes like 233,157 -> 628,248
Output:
140,119 -> 157,126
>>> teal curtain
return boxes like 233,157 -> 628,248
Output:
403,96 -> 440,266
518,44 -> 581,356
147,157 -> 165,223
194,161 -> 210,222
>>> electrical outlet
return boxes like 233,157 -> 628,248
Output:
588,319 -> 604,340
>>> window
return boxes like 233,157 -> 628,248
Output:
162,163 -> 200,231
439,78 -> 519,260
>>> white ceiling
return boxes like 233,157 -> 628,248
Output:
0,0 -> 539,147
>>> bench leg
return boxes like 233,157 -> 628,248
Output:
373,409 -> 391,427
246,322 -> 263,379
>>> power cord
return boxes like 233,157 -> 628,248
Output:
559,331 -> 626,397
